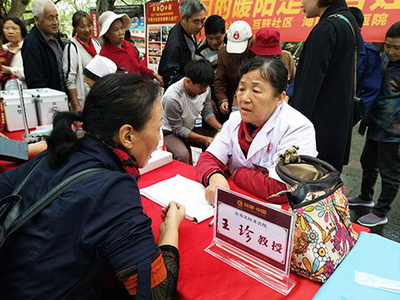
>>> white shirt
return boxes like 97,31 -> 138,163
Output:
207,101 -> 318,183
3,41 -> 24,81
62,38 -> 101,107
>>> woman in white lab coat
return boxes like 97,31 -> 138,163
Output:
196,58 -> 318,205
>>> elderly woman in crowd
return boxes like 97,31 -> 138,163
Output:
1,17 -> 28,89
196,58 -> 318,204
63,11 -> 101,112
0,73 -> 185,298
99,11 -> 163,86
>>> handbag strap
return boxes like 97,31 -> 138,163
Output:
276,154 -> 339,186
3,167 -> 107,240
12,156 -> 46,195
329,14 -> 358,99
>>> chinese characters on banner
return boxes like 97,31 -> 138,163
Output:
146,1 -> 180,72
203,0 -> 400,42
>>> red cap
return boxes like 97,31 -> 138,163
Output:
250,27 -> 282,56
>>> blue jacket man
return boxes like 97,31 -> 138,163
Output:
356,40 -> 382,115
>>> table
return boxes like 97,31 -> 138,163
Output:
1,131 -> 369,299
138,159 -> 369,300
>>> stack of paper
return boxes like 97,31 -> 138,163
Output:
139,150 -> 172,174
140,174 -> 214,223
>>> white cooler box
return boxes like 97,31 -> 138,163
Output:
24,88 -> 68,126
1,90 -> 38,132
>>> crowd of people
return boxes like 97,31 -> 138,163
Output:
0,0 -> 399,297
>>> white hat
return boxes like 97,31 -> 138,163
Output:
98,11 -> 131,37
83,55 -> 117,80
226,21 -> 252,54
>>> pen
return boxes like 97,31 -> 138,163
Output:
208,218 -> 215,227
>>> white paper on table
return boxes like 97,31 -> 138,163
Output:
354,271 -> 400,293
140,174 -> 214,223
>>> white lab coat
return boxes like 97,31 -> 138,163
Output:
207,101 -> 318,183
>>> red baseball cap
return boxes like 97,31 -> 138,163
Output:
250,27 -> 282,56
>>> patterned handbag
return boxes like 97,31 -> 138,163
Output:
275,147 -> 359,283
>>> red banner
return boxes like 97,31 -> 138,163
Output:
146,1 -> 180,25
203,0 -> 400,42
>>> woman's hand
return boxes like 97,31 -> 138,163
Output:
161,201 -> 186,225
1,65 -> 11,74
205,173 -> 230,205
159,201 -> 186,248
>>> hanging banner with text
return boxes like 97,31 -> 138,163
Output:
203,0 -> 400,42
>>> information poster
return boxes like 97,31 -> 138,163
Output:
145,1 -> 180,72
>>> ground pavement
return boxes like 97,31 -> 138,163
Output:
342,126 -> 400,243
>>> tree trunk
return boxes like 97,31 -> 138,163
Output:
96,0 -> 116,17
7,0 -> 31,18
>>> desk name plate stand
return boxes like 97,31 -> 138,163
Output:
205,187 -> 296,295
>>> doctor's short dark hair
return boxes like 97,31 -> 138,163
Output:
239,58 -> 288,97
185,59 -> 214,86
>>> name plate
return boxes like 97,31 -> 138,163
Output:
205,187 -> 296,295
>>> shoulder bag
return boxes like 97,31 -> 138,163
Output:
274,146 -> 358,282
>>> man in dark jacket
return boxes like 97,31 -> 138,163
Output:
292,0 -> 361,172
22,0 -> 65,91
158,0 -> 206,90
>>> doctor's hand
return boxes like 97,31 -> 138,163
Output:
205,173 -> 230,205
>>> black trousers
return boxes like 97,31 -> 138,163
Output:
359,138 -> 400,217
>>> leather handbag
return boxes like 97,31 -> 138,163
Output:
275,147 -> 359,282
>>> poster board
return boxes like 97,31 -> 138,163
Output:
145,1 -> 180,72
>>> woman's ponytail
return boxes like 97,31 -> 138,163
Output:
46,111 -> 83,169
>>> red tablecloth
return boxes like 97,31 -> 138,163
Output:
138,160 -> 369,300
